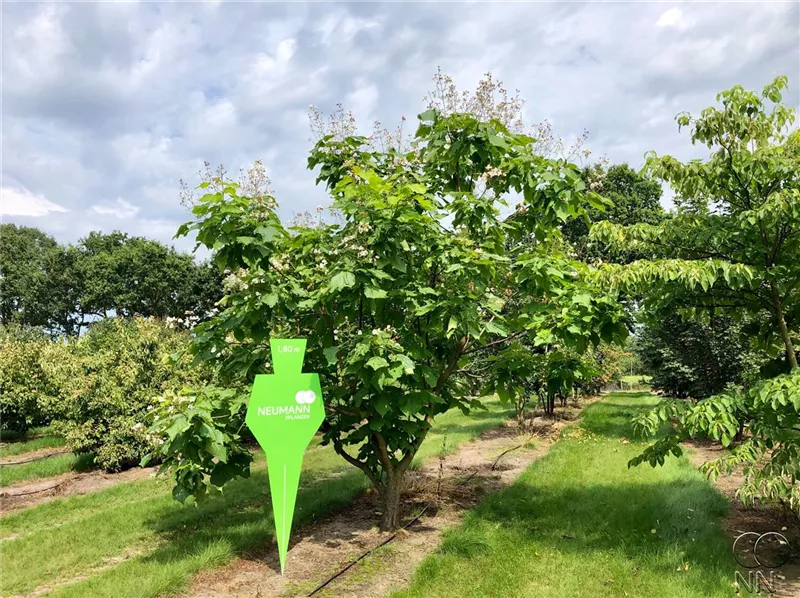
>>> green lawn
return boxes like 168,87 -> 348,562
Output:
0,397 -> 514,597
0,453 -> 95,487
0,433 -> 65,457
394,392 -> 736,598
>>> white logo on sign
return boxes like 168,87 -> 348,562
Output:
295,390 -> 316,405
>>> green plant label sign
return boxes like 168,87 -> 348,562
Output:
246,338 -> 325,575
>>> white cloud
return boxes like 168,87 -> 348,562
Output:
1,187 -> 69,217
0,2 -> 797,248
92,198 -> 139,218
347,79 -> 379,124
656,7 -> 695,31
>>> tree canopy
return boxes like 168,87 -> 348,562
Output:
154,104 -> 628,529
593,76 -> 800,513
0,225 -> 222,335
592,76 -> 800,368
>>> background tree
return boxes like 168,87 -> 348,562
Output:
0,224 -> 223,335
634,314 -> 763,398
78,231 -> 223,321
561,163 -> 665,261
0,224 -> 60,327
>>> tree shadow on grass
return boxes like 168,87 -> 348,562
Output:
138,466 -> 371,575
429,477 -> 737,598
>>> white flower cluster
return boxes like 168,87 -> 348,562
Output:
166,309 -> 213,331
269,256 -> 289,272
249,194 -> 277,220
372,325 -> 397,336
223,268 -> 249,292
340,232 -> 375,262
484,165 -> 503,179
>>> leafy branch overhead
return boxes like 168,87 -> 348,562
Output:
590,76 -> 800,365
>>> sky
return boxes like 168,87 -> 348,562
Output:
2,1 -> 799,254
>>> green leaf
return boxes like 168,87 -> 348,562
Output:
264,293 -> 279,308
172,485 -> 191,504
418,109 -> 437,122
365,286 -> 388,299
323,346 -> 339,366
484,320 -> 508,336
330,271 -> 356,291
374,396 -> 390,417
447,316 -> 458,334
210,461 -> 240,487
366,356 -> 390,370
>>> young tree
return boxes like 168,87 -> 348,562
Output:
152,108 -> 627,529
592,76 -> 800,512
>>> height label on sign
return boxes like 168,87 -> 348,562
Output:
246,338 -> 325,575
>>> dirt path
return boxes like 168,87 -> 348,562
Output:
0,466 -> 157,513
684,441 -> 800,597
183,401 -> 589,598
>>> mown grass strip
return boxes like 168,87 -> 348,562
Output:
1,398 -> 514,597
0,453 -> 95,487
393,392 -> 736,598
0,434 -> 66,457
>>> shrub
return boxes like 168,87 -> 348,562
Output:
0,325 -> 61,435
44,317 -> 209,471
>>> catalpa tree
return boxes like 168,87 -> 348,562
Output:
590,76 -> 800,512
149,108 -> 627,529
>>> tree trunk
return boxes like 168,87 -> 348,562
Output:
380,472 -> 403,530
770,285 -> 798,369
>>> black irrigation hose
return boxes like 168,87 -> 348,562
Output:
0,477 -> 76,498
0,450 -> 71,467
307,503 -> 431,597
306,443 -> 524,597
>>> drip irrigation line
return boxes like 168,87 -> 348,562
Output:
1,476 -> 76,498
307,503 -> 431,597
306,442 -> 524,597
0,450 -> 71,467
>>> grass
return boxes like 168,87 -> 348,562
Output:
413,395 -> 513,466
0,453 -> 95,487
0,398 -> 514,598
0,433 -> 66,457
393,391 -> 736,598
0,425 -> 57,443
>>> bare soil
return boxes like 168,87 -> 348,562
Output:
684,440 -> 800,597
184,401 -> 589,598
0,466 -> 157,513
